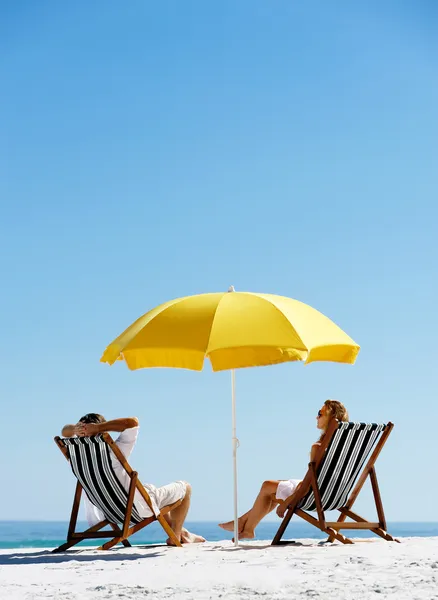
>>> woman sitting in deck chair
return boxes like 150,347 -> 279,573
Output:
218,399 -> 349,540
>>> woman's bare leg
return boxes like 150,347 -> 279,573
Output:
218,510 -> 251,533
219,480 -> 280,539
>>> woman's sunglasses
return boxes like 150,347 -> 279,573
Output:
317,410 -> 323,418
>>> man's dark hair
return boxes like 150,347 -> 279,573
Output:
79,413 -> 106,424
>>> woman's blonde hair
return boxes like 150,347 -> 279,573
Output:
318,399 -> 349,442
324,399 -> 349,423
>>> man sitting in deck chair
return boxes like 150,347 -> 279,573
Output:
62,413 -> 205,546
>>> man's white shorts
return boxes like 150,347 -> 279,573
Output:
154,480 -> 187,509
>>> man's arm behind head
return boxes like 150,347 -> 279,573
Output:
61,417 -> 139,437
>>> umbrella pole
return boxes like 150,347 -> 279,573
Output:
231,368 -> 239,547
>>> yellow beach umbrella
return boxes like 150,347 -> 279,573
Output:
101,289 -> 359,544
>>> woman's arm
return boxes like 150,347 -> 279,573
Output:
310,442 -> 321,462
276,441 -> 325,519
276,481 -> 303,518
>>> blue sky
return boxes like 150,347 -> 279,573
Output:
1,1 -> 437,524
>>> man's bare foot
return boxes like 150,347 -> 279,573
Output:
232,529 -> 255,542
218,517 -> 247,533
181,528 -> 206,543
166,536 -> 181,547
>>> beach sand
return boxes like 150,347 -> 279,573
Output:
0,538 -> 437,599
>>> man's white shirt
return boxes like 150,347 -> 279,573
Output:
83,426 -> 160,525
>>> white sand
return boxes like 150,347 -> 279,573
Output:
1,538 -> 437,599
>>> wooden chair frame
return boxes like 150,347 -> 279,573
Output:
272,420 -> 399,545
53,433 -> 183,552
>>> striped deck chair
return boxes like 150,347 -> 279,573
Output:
272,420 -> 399,545
53,433 -> 183,552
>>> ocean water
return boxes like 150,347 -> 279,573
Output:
0,521 -> 437,549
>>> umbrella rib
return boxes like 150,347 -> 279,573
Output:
251,294 -> 308,352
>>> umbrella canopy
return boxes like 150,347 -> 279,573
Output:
100,291 -> 360,370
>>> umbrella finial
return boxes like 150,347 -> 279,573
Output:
228,285 -> 236,293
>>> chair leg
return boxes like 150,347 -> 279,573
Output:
122,473 -> 138,539
100,474 -> 140,551
295,509 -> 354,545
372,528 -> 399,542
157,514 -> 182,547
327,511 -> 347,543
52,520 -> 110,553
53,482 -> 83,551
99,536 -> 125,551
309,463 -> 326,530
326,465 -> 399,544
109,523 -> 131,548
326,528 -> 354,545
369,467 -> 387,531
99,517 -> 183,551
52,538 -> 83,553
272,507 -> 296,545
99,511 -> 183,550
67,482 -> 82,539
272,467 -> 320,546
341,509 -> 400,543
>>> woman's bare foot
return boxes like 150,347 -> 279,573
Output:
232,529 -> 255,542
218,520 -> 234,532
181,528 -> 206,543
218,517 -> 247,533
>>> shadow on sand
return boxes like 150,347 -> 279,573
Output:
205,540 -> 319,551
0,545 -> 172,566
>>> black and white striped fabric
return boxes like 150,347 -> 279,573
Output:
298,422 -> 386,512
63,435 -> 142,525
